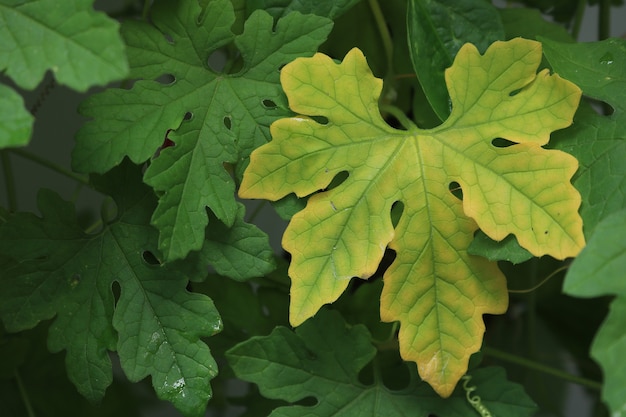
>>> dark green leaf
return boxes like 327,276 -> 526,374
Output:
227,309 -> 537,416
247,0 -> 361,19
0,162 -> 222,417
180,203 -> 276,282
73,0 -> 332,261
564,209 -> 626,416
407,0 -> 505,120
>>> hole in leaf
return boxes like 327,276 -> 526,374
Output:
381,357 -> 410,390
310,115 -> 329,125
391,201 -> 404,228
183,111 -> 193,121
155,74 -> 175,85
491,138 -> 516,148
223,115 -> 232,130
112,281 -> 121,305
509,87 -> 523,97
142,250 -> 161,266
449,181 -> 463,200
262,99 -> 277,109
324,171 -> 349,192
207,49 -> 227,73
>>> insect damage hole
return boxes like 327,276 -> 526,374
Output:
223,115 -> 232,130
491,137 -> 516,148
262,99 -> 277,109
449,181 -> 463,200
142,250 -> 162,266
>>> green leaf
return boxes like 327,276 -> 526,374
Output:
0,84 -> 33,148
180,203 -> 276,282
0,0 -> 128,91
0,162 -> 221,417
227,309 -> 537,417
407,0 -> 505,120
543,37 -> 626,237
73,0 -> 332,261
564,209 -> 626,416
247,0 -> 361,19
468,232 -> 533,264
240,38 -> 584,396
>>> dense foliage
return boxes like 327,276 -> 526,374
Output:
1,0 -> 624,416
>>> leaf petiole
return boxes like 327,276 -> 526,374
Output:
379,104 -> 417,131
368,0 -> 393,75
508,265 -> 569,294
8,148 -> 90,186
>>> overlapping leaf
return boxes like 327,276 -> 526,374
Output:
547,37 -> 626,417
0,84 -> 33,148
564,209 -> 626,417
227,309 -> 537,417
0,0 -> 128,91
407,0 -> 505,120
73,0 -> 332,261
240,38 -> 584,396
246,0 -> 361,20
0,163 -> 221,417
543,37 -> 626,237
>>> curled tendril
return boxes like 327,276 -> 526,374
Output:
461,375 -> 494,417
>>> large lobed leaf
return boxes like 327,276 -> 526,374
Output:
546,37 -> 626,417
240,38 -> 584,396
0,163 -> 221,417
0,0 -> 128,91
73,0 -> 332,261
227,309 -> 537,416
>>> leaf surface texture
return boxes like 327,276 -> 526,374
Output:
240,38 -> 584,395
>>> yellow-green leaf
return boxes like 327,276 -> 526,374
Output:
239,38 -> 584,397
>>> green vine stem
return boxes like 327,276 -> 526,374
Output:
9,148 -> 90,186
571,0 -> 587,40
598,0 -> 611,40
1,151 -> 18,212
482,346 -> 603,391
15,371 -> 36,417
380,104 -> 417,131
368,0 -> 394,75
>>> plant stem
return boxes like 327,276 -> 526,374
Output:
483,346 -> 603,391
571,0 -> 587,40
15,371 -> 36,417
508,265 -> 569,294
368,0 -> 394,75
1,151 -> 18,212
246,200 -> 267,223
598,0 -> 610,40
9,148 -> 90,186
380,104 -> 417,131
